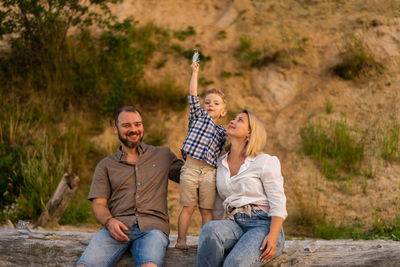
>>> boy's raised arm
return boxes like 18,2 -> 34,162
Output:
189,62 -> 199,96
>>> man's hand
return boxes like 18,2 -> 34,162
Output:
92,198 -> 130,242
106,218 -> 130,242
259,233 -> 278,262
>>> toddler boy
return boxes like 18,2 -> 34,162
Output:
176,62 -> 227,249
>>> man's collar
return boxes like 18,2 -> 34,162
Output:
116,141 -> 147,161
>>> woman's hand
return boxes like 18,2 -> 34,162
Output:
259,233 -> 278,262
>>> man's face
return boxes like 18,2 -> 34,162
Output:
114,111 -> 144,149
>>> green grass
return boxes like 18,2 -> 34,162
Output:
155,59 -> 167,69
325,99 -> 333,114
173,26 -> 196,41
333,34 -> 383,80
16,136 -> 71,221
60,188 -> 96,225
381,124 -> 400,162
300,120 -> 364,180
290,189 -> 400,240
137,79 -> 187,113
234,36 -> 282,68
198,77 -> 214,87
216,30 -> 227,40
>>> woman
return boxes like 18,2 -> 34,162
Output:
196,110 -> 287,267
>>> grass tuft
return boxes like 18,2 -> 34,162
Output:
381,124 -> 400,162
174,26 -> 196,41
300,120 -> 364,180
333,34 -> 383,80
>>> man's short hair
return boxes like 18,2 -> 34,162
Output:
113,106 -> 142,126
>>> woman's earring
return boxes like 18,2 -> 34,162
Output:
246,137 -> 250,142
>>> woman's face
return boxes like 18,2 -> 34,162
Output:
227,112 -> 250,140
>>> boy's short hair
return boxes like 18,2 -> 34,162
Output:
205,88 -> 226,104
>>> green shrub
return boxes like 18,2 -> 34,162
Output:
15,136 -> 71,221
0,100 -> 43,213
155,59 -> 167,69
300,120 -> 364,180
234,36 -> 281,68
60,189 -> 96,225
137,79 -> 187,112
381,124 -> 400,162
174,26 -> 196,41
351,215 -> 400,241
199,77 -> 214,87
220,71 -> 232,78
216,30 -> 227,40
170,44 -> 211,64
333,34 -> 383,80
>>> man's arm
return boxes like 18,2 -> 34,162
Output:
189,62 -> 199,96
92,198 -> 129,242
168,150 -> 184,183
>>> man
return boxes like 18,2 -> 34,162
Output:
77,106 -> 183,267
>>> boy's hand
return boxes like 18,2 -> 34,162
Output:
191,62 -> 199,74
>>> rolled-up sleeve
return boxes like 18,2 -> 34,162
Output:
168,149 -> 184,183
261,156 -> 287,219
188,95 -> 204,120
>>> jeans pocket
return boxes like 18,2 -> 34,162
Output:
254,209 -> 271,220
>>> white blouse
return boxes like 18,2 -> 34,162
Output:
214,153 -> 288,220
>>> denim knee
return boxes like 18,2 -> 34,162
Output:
77,227 -> 129,267
131,229 -> 169,267
199,221 -> 220,241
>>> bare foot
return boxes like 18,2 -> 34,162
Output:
175,241 -> 189,250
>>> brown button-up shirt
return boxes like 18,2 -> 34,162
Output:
88,143 -> 182,235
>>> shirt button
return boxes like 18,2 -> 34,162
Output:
137,182 -> 141,186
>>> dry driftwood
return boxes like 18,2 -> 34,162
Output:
35,173 -> 79,228
1,228 -> 400,266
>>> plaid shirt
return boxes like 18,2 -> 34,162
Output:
181,95 -> 226,168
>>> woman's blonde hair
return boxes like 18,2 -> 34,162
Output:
242,109 -> 267,157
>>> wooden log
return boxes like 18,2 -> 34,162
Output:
34,173 -> 80,228
1,228 -> 400,266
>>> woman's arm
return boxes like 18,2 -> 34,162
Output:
259,216 -> 284,262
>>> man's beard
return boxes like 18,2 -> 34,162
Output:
117,129 -> 143,149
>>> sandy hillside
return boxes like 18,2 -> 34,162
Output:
99,0 -> 400,235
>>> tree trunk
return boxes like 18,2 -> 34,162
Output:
1,228 -> 400,267
34,173 -> 79,228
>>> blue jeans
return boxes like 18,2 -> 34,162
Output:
197,210 -> 285,267
77,220 -> 169,267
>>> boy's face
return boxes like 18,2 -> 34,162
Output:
204,93 -> 226,121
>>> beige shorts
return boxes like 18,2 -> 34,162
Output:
179,160 -> 217,209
